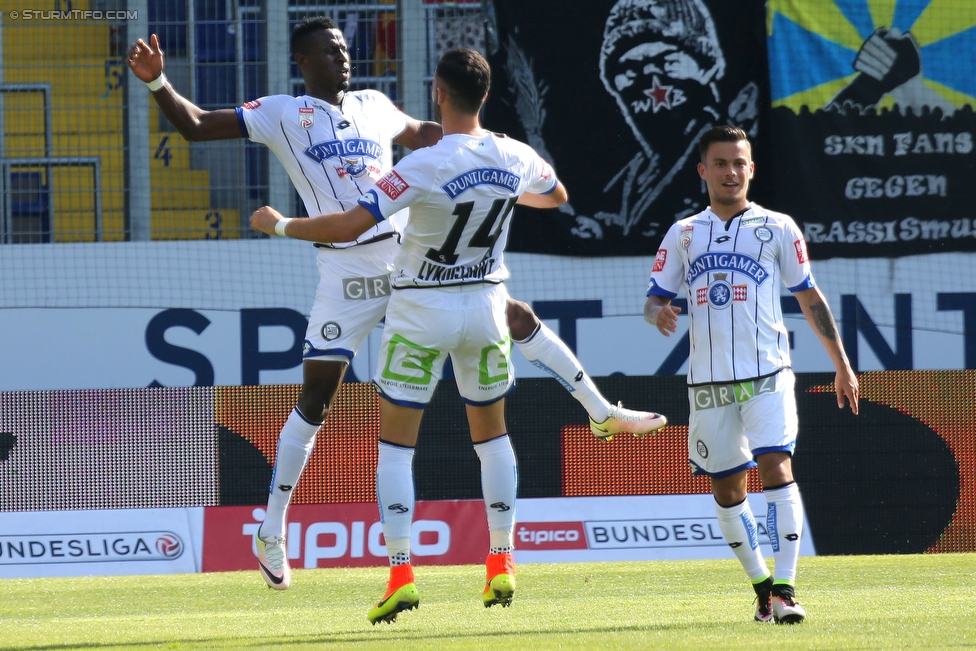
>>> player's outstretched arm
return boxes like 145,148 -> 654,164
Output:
127,33 -> 243,142
250,205 -> 378,243
794,287 -> 860,414
394,117 -> 443,151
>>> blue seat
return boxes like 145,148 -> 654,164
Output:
9,170 -> 50,242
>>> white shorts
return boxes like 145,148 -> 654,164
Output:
373,283 -> 514,407
687,369 -> 798,477
303,238 -> 397,362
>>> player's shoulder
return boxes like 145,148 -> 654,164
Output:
347,88 -> 397,109
748,203 -> 795,225
391,139 -> 447,176
485,134 -> 552,175
240,94 -> 294,112
489,131 -> 535,155
675,209 -> 711,229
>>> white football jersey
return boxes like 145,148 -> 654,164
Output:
647,203 -> 816,385
358,132 -> 558,289
237,90 -> 408,247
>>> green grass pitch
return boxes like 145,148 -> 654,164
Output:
2,554 -> 974,650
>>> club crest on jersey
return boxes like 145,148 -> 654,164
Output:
705,274 -> 733,309
755,226 -> 773,242
303,138 -> 383,179
679,226 -> 693,249
298,107 -> 314,129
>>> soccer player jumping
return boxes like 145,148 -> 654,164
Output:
251,46 -> 573,623
128,17 -> 667,594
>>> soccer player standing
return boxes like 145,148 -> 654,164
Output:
251,47 -> 568,623
127,17 -> 666,591
644,125 -> 859,624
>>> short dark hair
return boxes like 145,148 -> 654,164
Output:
699,125 -> 750,161
291,16 -> 339,55
434,48 -> 491,115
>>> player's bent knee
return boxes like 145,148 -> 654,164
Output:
506,299 -> 539,340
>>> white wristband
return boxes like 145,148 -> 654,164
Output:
274,217 -> 292,237
146,72 -> 168,92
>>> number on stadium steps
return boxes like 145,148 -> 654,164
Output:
205,211 -> 223,240
154,135 -> 172,167
424,197 -> 517,264
103,60 -> 124,96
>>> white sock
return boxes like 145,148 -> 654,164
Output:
262,408 -> 320,539
385,538 -> 411,567
377,441 -> 415,561
474,435 -> 518,543
716,498 -> 770,582
765,483 -> 804,585
513,323 -> 612,421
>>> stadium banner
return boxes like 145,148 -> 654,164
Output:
204,502 -> 490,572
513,495 -> 814,562
1,372 -> 971,559
482,0 -> 772,257
763,1 -> 976,259
202,495 -> 814,574
1,245 -> 974,393
0,508 -> 203,579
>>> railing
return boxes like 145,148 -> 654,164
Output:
0,1 -> 481,242
0,157 -> 102,243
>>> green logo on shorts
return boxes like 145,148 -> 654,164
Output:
381,334 -> 440,385
692,375 -> 777,410
479,335 -> 512,385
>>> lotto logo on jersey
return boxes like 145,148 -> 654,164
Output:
794,238 -> 809,263
298,107 -> 314,129
652,249 -> 667,272
541,161 -> 553,181
377,170 -> 409,200
242,100 -> 261,110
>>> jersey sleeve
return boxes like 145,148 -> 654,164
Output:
364,90 -> 409,140
236,95 -> 290,145
779,216 -> 817,292
646,224 -> 683,298
524,155 -> 559,195
358,149 -> 433,221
